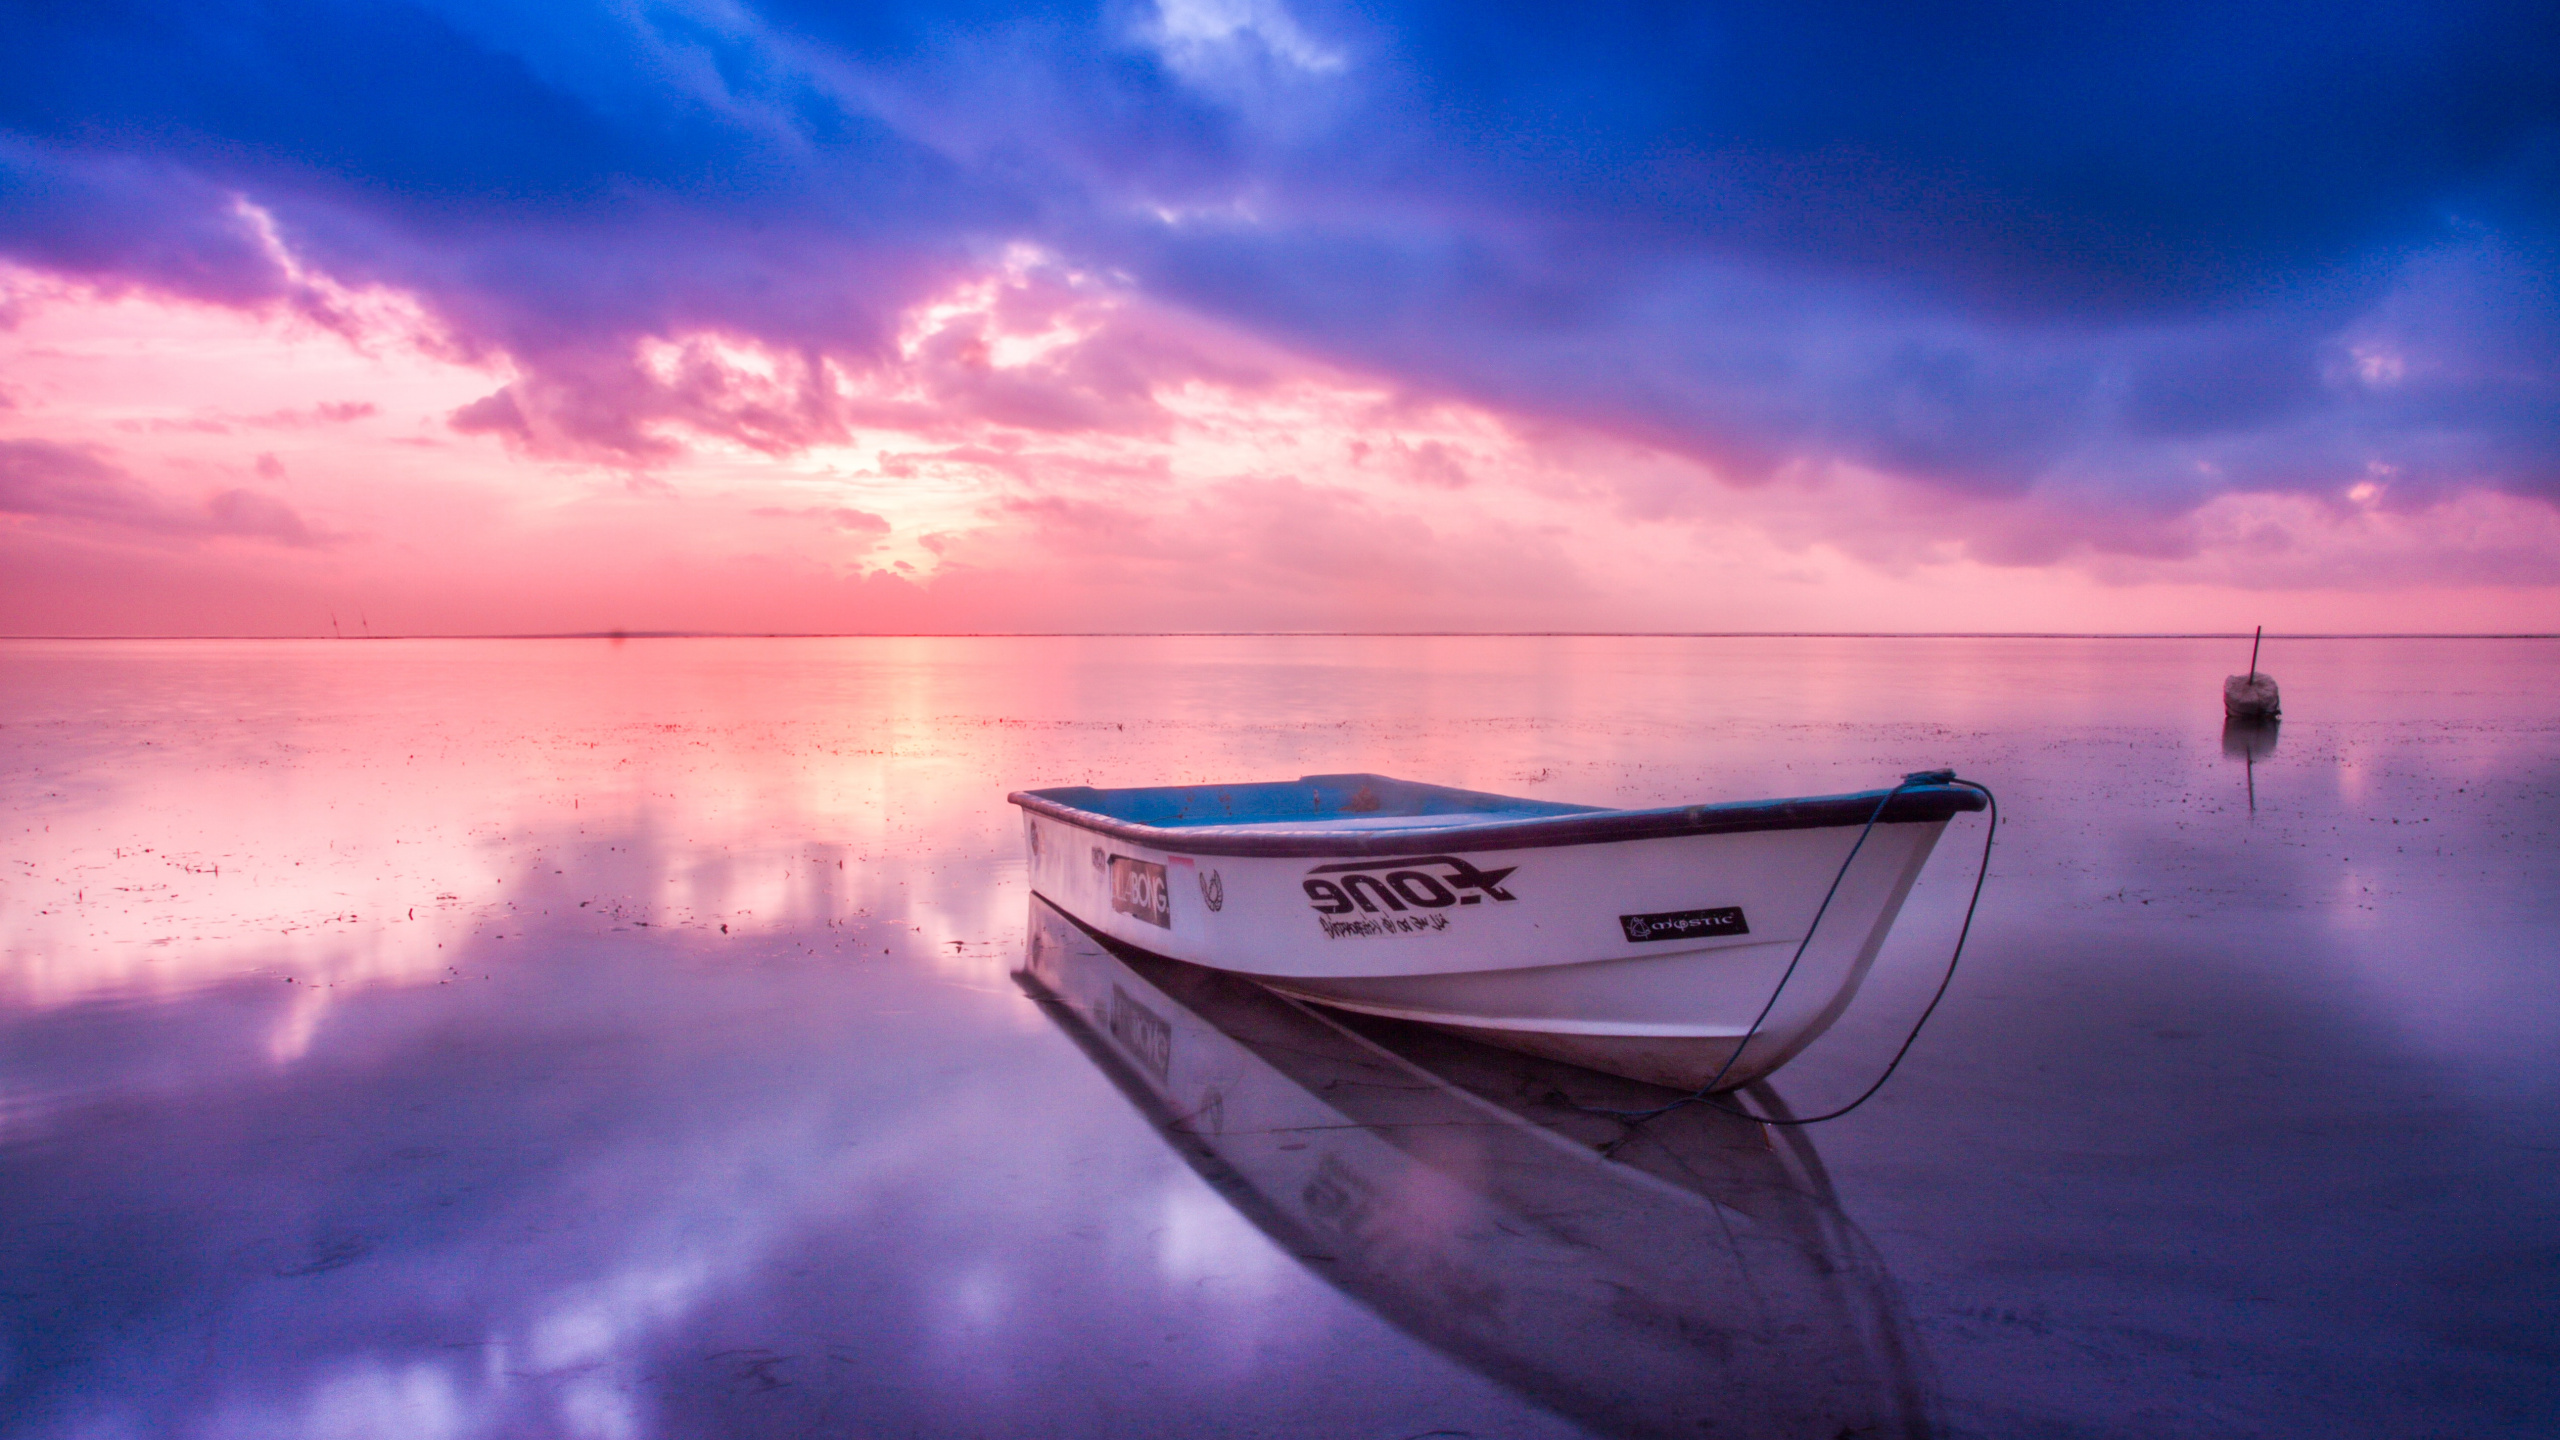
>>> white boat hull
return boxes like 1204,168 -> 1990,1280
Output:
1017,784 -> 1960,1091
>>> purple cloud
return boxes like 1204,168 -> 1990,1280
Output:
0,0 -> 2549,539
0,438 -> 325,546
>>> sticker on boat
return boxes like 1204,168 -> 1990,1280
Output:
1620,906 -> 1750,943
1300,855 -> 1518,915
1109,855 -> 1171,928
1317,911 -> 1453,940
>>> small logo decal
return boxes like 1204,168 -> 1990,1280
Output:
1200,868 -> 1224,912
1620,907 -> 1750,943
1109,855 -> 1172,929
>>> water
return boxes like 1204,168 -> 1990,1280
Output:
2,636 -> 2554,1439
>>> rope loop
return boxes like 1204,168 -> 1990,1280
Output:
1580,772 -> 1998,1128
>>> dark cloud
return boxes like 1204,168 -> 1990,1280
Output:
0,1 -> 2552,519
0,142 -> 294,307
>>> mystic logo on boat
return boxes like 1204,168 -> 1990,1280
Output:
1619,906 -> 1750,943
1109,855 -> 1171,928
1301,855 -> 1518,916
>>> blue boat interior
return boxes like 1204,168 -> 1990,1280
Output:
1023,773 -> 1603,831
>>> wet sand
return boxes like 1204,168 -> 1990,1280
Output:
2,635 -> 2554,1438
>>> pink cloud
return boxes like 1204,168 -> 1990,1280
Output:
1,260 -> 2555,638
750,505 -> 892,538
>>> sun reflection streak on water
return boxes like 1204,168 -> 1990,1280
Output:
0,643 -> 1052,1024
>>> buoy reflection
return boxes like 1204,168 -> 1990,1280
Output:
2223,716 -> 2281,812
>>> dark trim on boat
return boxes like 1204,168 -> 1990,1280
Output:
1009,780 -> 1986,860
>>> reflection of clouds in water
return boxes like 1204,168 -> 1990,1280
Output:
557,1379 -> 641,1440
213,1358 -> 479,1440
520,1252 -> 717,1439
1150,1183 -> 1305,1375
1154,1181 -> 1257,1286
1146,1178 -> 1305,1374
0,641 -> 1067,1014
529,1258 -> 716,1373
0,817 -> 983,1131
267,981 -> 337,1063
2329,862 -> 2382,931
4,796 -> 1014,1017
934,1258 -> 1014,1335
2334,737 -> 2371,806
0,916 -> 1066,1439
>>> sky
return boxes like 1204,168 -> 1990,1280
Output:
1,0 -> 2555,635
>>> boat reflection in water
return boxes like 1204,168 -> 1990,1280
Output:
1016,897 -> 1935,1440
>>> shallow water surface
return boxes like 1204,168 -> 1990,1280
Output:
2,636 -> 2555,1438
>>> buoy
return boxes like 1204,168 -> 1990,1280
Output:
2223,626 -> 2280,720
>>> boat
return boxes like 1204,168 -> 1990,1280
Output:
1009,770 -> 1986,1091
1016,897 -> 1936,1439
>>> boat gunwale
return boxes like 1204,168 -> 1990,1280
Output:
1009,776 -> 1985,859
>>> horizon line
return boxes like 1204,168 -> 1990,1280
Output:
4,630 -> 2556,642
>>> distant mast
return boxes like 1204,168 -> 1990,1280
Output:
2223,626 -> 2279,720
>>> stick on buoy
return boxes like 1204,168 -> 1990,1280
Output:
2223,626 -> 2280,720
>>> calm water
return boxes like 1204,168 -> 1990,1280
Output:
2,636 -> 2554,1439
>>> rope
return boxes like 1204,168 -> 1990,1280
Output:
1579,771 -> 1998,1128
